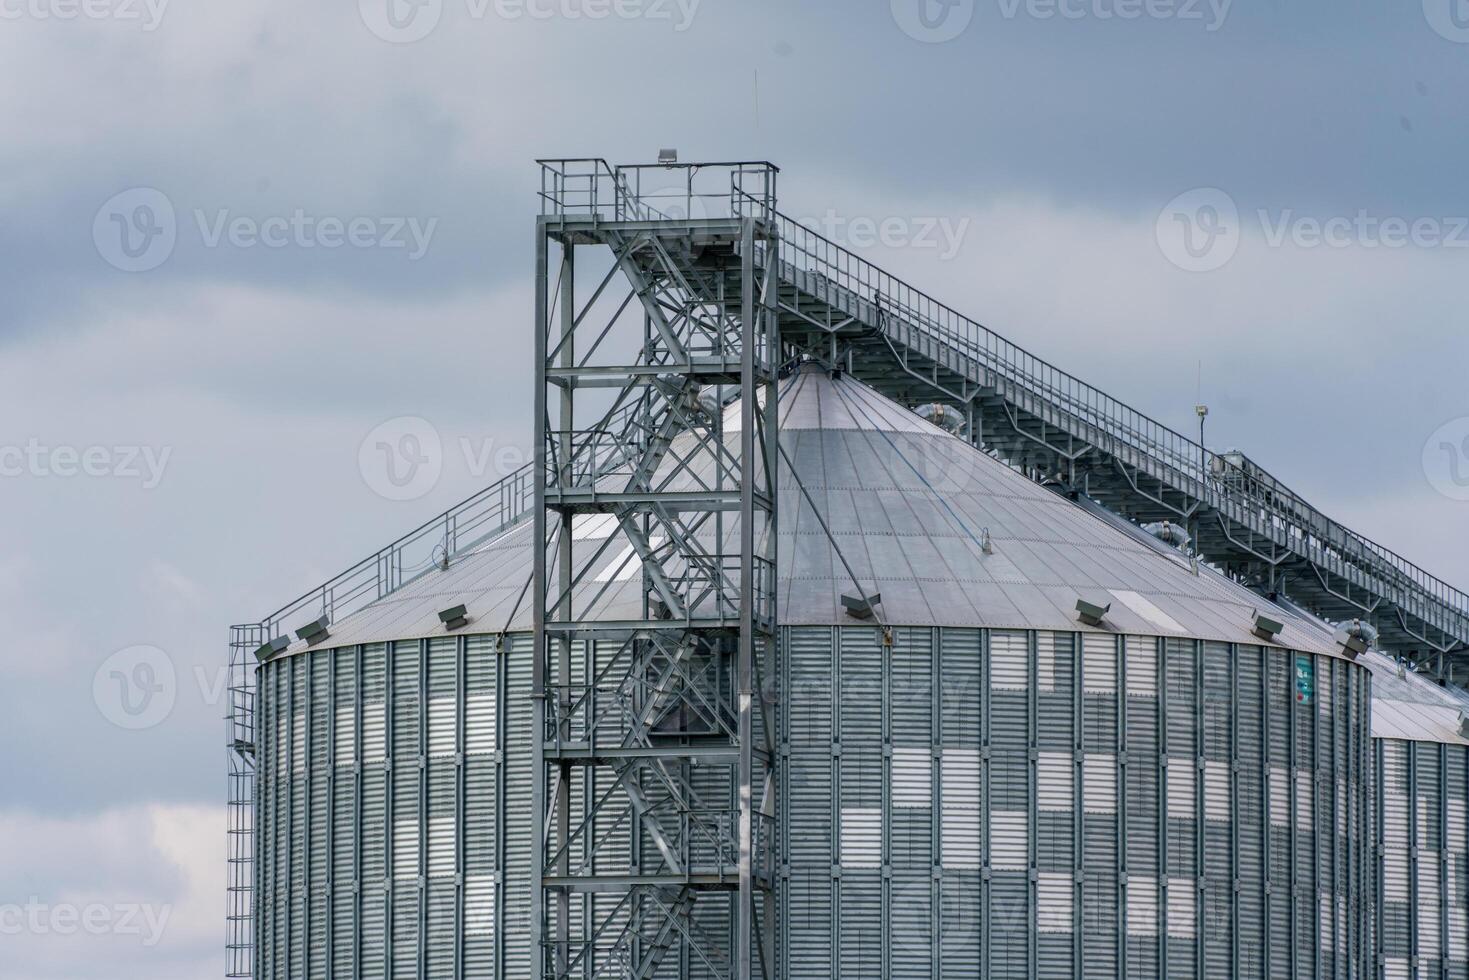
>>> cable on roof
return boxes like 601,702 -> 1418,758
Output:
827,376 -> 994,559
774,438 -> 888,632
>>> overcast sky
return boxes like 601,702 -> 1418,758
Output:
5,1 -> 1469,976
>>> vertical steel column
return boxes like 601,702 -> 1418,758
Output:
1290,653 -> 1300,980
1229,644 -> 1240,980
1072,633 -> 1084,979
353,645 -> 364,980
736,215 -> 757,980
1313,654 -> 1322,980
385,642 -> 395,980
1376,739 -> 1386,980
879,628 -> 891,980
494,637 -> 508,980
1115,634 -> 1126,980
1409,744 -> 1420,978
1028,630 -> 1039,979
1117,634 -> 1130,978
1439,743 -> 1449,980
304,655 -> 314,980
553,241 -> 574,979
455,634 -> 466,980
981,629 -> 993,977
326,649 -> 337,980
832,627 -> 842,978
287,662 -> 296,980
1157,637 -> 1169,980
1261,647 -> 1273,980
1194,639 -> 1205,980
930,627 -> 942,980
418,638 -> 429,980
530,221 -> 550,980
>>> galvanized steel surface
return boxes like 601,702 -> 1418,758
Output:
254,626 -> 1375,978
269,370 -> 1340,657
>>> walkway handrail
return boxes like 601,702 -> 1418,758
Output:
736,192 -> 1469,633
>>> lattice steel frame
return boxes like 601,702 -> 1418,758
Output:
533,160 -> 781,979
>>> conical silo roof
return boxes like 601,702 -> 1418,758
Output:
291,365 -> 1336,655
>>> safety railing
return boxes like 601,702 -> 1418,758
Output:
732,191 -> 1469,640
231,464 -> 535,656
538,157 -> 777,224
224,460 -> 537,978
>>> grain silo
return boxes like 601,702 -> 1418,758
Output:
1267,593 -> 1469,980
226,158 -> 1469,980
244,365 -> 1373,978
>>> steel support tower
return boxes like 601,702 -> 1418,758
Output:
532,160 -> 781,979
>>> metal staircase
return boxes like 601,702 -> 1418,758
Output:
533,159 -> 780,978
225,156 -> 1469,980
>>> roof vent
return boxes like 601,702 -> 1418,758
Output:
1251,611 -> 1284,643
913,403 -> 965,435
254,636 -> 290,662
1397,660 -> 1408,680
439,604 -> 469,632
981,527 -> 994,555
294,616 -> 331,646
841,591 -> 881,621
1076,599 -> 1111,628
1141,521 -> 1190,550
1332,619 -> 1376,659
1459,711 -> 1469,740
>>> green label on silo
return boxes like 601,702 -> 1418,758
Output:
1294,654 -> 1314,705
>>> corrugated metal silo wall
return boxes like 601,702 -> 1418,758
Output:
256,634 -> 522,980
1376,736 -> 1469,979
253,632 -> 750,980
253,626 -> 1379,979
779,625 -> 1375,979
